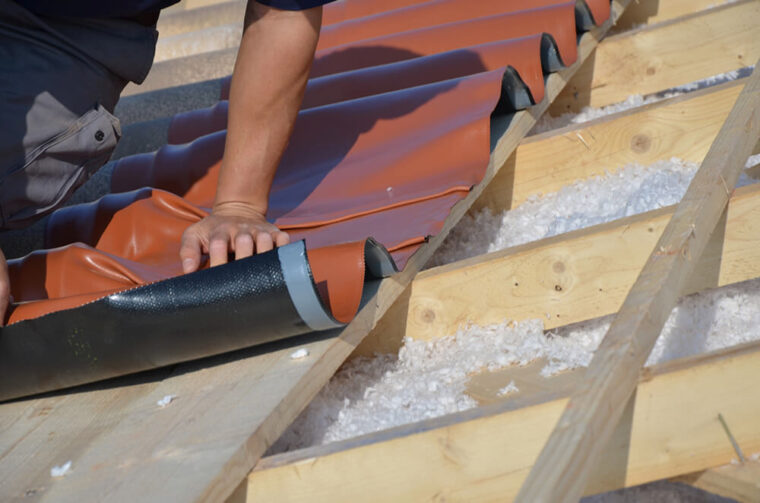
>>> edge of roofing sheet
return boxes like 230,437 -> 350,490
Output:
0,239 -> 396,403
282,238 -> 396,331
492,0 -> 610,149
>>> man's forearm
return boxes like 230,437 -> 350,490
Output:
179,2 -> 321,271
215,2 -> 321,216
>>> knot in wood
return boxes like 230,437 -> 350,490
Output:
630,134 -> 651,154
421,308 -> 436,323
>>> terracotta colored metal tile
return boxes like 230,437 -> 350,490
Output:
311,3 -> 578,78
46,188 -> 205,264
322,0 -> 432,26
583,0 -> 611,25
307,241 -> 366,324
171,37 -> 544,145
2,238 -> 396,400
219,1 -> 578,100
45,186 -> 462,270
317,0 -> 571,51
6,235 -> 388,324
113,69 -> 503,228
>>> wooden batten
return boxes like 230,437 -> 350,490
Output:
401,183 -> 760,342
550,0 -> 760,114
239,341 -> 760,502
676,461 -> 760,503
475,79 -> 745,214
516,62 -> 760,502
612,0 -> 736,33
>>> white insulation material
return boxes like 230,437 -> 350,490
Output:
271,158 -> 760,454
156,394 -> 176,408
50,461 -> 72,478
433,158 -> 703,266
530,67 -> 754,135
498,380 -> 519,397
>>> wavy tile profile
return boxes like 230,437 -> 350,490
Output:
2,0 -> 610,401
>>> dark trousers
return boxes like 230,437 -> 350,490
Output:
0,0 -> 158,230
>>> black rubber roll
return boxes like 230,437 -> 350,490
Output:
0,240 -> 392,402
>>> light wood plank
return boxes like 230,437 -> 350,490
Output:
677,461 -> 760,503
550,0 -> 760,115
475,78 -> 744,214
0,2 -> 634,502
239,341 -> 760,502
516,61 -> 760,503
612,0 -> 732,34
360,182 -> 760,350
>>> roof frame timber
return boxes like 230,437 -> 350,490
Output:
550,0 -> 760,114
611,0 -> 736,34
0,2 -> 635,502
375,181 -> 760,345
675,460 -> 760,503
240,339 -> 760,502
516,60 -> 760,502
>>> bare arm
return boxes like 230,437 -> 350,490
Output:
180,1 -> 321,273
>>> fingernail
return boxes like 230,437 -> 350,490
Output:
182,258 -> 194,273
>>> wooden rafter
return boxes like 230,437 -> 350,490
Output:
516,61 -> 760,503
550,0 -> 760,114
475,79 -> 746,214
676,461 -> 760,503
386,183 -> 760,343
612,0 -> 734,33
236,341 -> 760,502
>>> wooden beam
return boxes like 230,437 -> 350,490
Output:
612,0 -> 730,34
0,3 -> 634,502
238,341 -> 760,502
515,61 -> 760,503
550,0 -> 760,114
474,78 -> 744,214
676,461 -> 760,503
354,79 -> 748,356
356,182 -> 760,355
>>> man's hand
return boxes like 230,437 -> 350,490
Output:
180,201 -> 289,273
0,247 -> 10,326
179,2 -> 321,274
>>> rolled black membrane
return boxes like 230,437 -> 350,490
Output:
0,240 -> 394,402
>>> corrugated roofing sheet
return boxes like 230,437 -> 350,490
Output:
2,0 -> 610,400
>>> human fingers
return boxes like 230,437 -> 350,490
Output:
179,230 -> 203,274
234,232 -> 254,260
274,230 -> 290,247
208,231 -> 232,268
255,231 -> 274,254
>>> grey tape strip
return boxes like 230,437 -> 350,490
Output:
278,242 -> 343,331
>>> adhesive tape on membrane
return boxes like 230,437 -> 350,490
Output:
0,239 -> 395,402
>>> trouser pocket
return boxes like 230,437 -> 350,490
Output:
0,104 -> 121,230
